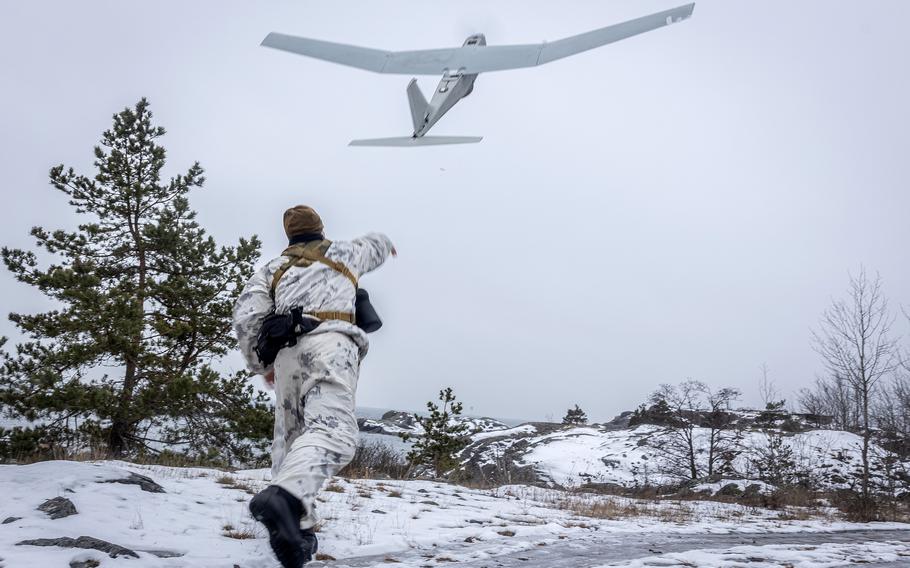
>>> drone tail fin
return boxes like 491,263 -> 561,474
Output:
407,79 -> 429,133
349,136 -> 482,147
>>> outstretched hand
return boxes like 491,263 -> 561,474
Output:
263,369 -> 275,388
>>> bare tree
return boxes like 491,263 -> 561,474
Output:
649,380 -> 703,480
876,311 -> 910,458
876,373 -> 910,453
647,380 -> 742,480
798,373 -> 862,430
758,363 -> 782,409
812,268 -> 898,517
703,386 -> 742,476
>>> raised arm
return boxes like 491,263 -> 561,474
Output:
349,232 -> 395,276
232,262 -> 275,376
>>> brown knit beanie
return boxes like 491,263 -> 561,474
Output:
283,205 -> 324,238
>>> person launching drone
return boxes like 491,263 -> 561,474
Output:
232,205 -> 395,568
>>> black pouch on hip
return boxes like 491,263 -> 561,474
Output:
255,307 -> 320,367
355,288 -> 383,333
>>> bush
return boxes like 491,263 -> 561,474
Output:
0,426 -> 52,462
339,439 -> 409,479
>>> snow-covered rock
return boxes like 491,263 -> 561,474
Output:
358,409 -> 509,438
452,420 -> 908,491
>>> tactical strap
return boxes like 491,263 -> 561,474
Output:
269,239 -> 359,300
306,311 -> 356,324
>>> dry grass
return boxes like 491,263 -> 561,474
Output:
222,526 -> 257,539
558,497 -> 644,520
215,475 -> 258,495
324,481 -> 346,493
524,483 -> 850,524
777,507 -> 815,521
551,489 -> 839,524
653,503 -> 695,523
533,490 -> 699,523
19,448 -> 238,471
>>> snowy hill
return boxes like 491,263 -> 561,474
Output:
2,460 -> 908,568
357,409 -> 905,493
455,423 -> 890,490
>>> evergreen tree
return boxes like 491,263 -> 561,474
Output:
748,429 -> 799,486
0,99 -> 271,463
400,387 -> 470,476
562,404 -> 588,425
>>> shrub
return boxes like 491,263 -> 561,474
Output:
339,439 -> 409,479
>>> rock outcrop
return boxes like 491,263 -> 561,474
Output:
17,536 -> 138,558
100,472 -> 165,493
37,497 -> 77,520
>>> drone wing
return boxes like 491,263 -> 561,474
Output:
262,3 -> 694,75
536,3 -> 694,66
260,34 -> 390,73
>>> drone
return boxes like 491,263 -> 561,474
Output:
262,3 -> 694,146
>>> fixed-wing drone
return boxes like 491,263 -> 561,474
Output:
262,3 -> 694,146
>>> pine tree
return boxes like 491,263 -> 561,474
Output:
0,99 -> 271,463
749,429 -> 798,486
562,404 -> 588,425
400,387 -> 470,476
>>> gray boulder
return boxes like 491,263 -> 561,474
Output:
37,497 -> 78,519
17,536 -> 138,558
101,472 -> 165,493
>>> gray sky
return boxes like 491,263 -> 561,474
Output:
2,0 -> 909,423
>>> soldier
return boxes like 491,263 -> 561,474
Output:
233,205 -> 395,568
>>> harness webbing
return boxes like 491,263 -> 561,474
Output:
269,239 -> 359,301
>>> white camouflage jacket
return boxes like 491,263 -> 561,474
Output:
233,233 -> 394,375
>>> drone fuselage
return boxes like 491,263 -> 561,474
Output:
412,34 -> 485,138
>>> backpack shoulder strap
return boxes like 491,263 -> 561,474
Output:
269,240 -> 358,300
269,246 -> 304,301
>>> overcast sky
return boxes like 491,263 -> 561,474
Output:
1,0 -> 908,422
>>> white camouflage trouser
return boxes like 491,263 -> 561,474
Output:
270,331 -> 360,529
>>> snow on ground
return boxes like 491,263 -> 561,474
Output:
600,540 -> 910,567
1,460 -> 908,568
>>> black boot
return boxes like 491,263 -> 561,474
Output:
300,527 -> 318,558
249,485 -> 314,568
